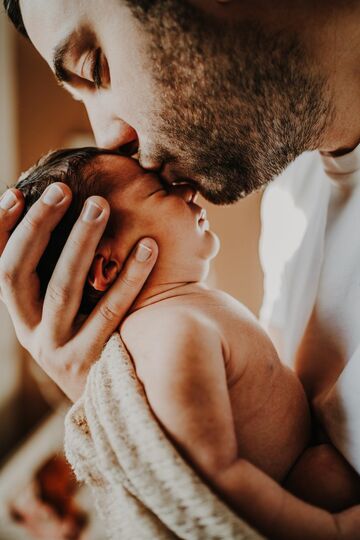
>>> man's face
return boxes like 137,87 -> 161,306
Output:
20,0 -> 332,204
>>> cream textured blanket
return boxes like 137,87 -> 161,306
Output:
64,333 -> 263,540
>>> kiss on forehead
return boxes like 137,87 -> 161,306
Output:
20,0 -> 332,203
14,147 -> 218,313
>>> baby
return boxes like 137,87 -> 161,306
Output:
13,147 -> 360,537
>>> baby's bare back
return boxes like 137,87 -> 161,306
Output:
120,285 -> 310,483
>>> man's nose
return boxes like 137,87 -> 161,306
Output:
87,104 -> 139,154
95,118 -> 139,154
139,153 -> 163,172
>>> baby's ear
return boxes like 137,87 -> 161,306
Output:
88,253 -> 121,292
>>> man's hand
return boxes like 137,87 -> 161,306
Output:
0,184 -> 158,402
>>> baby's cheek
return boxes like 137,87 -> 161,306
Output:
141,204 -> 193,246
132,216 -> 169,248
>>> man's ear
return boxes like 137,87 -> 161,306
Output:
87,248 -> 121,292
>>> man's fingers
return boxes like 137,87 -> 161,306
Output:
82,238 -> 158,345
43,196 -> 110,341
0,183 -> 72,325
1,183 -> 72,276
0,189 -> 25,254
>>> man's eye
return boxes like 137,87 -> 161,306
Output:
80,48 -> 109,89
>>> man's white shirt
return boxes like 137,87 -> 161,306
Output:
260,144 -> 360,473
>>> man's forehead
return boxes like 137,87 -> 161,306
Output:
20,0 -> 113,63
20,0 -> 80,59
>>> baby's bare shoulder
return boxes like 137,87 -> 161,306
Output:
120,302 -> 225,380
121,301 -> 216,346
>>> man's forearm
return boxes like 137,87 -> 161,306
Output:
210,458 -> 340,540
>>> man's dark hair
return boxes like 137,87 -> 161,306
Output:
3,0 -> 28,38
14,147 -> 118,314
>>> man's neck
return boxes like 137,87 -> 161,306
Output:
321,144 -> 360,158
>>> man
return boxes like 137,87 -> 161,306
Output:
1,0 -> 360,537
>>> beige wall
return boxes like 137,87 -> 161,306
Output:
205,192 -> 263,315
0,15 -> 17,185
16,34 -> 90,174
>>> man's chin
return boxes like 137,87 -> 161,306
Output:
197,183 -> 254,206
194,164 -> 272,204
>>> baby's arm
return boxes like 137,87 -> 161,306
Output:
121,311 -> 360,539
123,312 -> 239,475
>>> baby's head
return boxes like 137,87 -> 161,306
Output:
15,148 -> 219,313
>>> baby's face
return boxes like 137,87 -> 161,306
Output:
95,155 -> 219,282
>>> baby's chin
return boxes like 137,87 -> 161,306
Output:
197,232 -> 220,283
206,229 -> 221,261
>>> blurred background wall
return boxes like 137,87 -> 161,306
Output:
0,8 -> 263,536
0,11 -> 95,466
0,0 -> 22,461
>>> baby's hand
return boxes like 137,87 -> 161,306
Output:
284,443 -> 360,512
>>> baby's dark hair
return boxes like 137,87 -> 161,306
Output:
15,147 -> 119,314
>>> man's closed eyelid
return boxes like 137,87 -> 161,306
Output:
79,50 -> 95,80
53,27 -> 99,84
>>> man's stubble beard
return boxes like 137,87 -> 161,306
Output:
127,1 -> 334,205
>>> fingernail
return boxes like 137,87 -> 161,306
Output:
0,190 -> 17,210
43,184 -> 65,206
136,242 -> 152,262
82,201 -> 103,222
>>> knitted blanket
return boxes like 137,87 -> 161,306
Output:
64,333 -> 263,540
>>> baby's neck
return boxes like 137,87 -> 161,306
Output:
128,280 -> 209,314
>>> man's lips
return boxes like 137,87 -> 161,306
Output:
158,173 -> 199,202
187,186 -> 198,203
160,168 -> 200,194
163,175 -> 199,191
